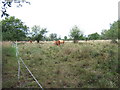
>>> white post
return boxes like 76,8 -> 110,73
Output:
18,59 -> 20,80
16,41 -> 20,80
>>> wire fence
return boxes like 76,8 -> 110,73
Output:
12,41 -> 44,89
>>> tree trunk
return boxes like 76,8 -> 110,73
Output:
73,40 -> 78,43
37,40 -> 39,43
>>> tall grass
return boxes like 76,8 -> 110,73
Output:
2,42 -> 18,88
16,41 -> 119,88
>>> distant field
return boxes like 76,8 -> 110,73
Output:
2,41 -> 119,88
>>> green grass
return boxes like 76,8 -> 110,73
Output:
2,42 -> 18,88
17,42 -> 119,88
3,41 -> 119,88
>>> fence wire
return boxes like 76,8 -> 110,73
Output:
12,41 -> 44,89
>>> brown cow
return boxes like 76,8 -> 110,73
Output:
30,40 -> 32,43
59,40 -> 64,44
54,40 -> 65,46
54,40 -> 60,46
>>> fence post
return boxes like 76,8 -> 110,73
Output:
14,41 -> 43,89
15,41 -> 21,80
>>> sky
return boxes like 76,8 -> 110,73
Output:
6,0 -> 119,38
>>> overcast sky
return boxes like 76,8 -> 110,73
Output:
7,0 -> 119,38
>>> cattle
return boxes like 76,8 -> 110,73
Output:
54,40 -> 65,46
54,40 -> 60,46
30,40 -> 32,43
59,40 -> 64,44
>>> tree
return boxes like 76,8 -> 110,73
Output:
31,25 -> 48,43
1,0 -> 30,17
79,34 -> 85,40
88,32 -> 100,40
100,29 -> 108,39
58,35 -> 61,40
49,33 -> 57,41
107,21 -> 119,43
69,25 -> 83,43
100,21 -> 119,43
2,16 -> 29,41
64,36 -> 67,40
44,36 -> 50,41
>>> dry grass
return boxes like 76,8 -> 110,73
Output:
2,42 -> 18,88
17,41 -> 119,88
2,41 -> 119,88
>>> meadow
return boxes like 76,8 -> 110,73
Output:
2,41 -> 119,88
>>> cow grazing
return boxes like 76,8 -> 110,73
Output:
54,40 -> 60,46
59,40 -> 64,44
54,40 -> 65,46
30,40 -> 32,43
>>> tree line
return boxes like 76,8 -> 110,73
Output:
1,16 -> 119,43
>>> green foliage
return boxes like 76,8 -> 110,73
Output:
109,21 -> 118,39
79,34 -> 85,40
118,20 -> 120,39
101,21 -> 119,41
64,36 -> 67,40
31,25 -> 48,42
88,32 -> 100,40
100,29 -> 108,39
69,25 -> 83,43
31,25 -> 41,36
49,33 -> 57,41
2,16 -> 29,41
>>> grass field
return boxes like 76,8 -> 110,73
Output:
2,42 -> 18,88
2,41 -> 119,88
